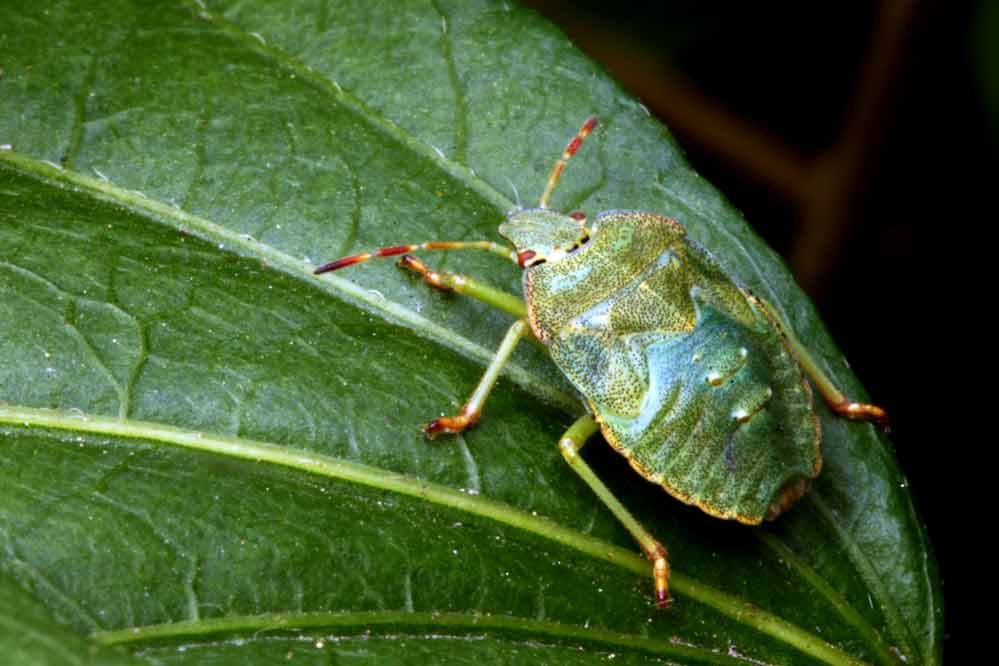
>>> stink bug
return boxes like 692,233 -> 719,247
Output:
314,118 -> 888,608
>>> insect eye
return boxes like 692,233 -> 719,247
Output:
517,250 -> 538,267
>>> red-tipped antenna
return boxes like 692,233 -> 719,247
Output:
314,245 -> 413,274
538,116 -> 598,209
313,240 -> 515,274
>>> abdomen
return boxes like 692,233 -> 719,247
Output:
555,298 -> 820,524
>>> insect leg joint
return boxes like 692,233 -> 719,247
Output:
559,437 -> 580,463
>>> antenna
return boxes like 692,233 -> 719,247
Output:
538,116 -> 598,209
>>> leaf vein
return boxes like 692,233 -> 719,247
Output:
806,493 -> 919,664
3,553 -> 101,632
2,404 -> 876,666
0,150 -> 578,414
755,531 -> 903,666
92,609 -> 847,666
429,0 -> 467,166
61,53 -> 98,169
182,0 -> 513,212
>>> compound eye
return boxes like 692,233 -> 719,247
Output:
569,211 -> 587,223
517,250 -> 538,268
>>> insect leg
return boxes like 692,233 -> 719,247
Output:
424,319 -> 530,438
751,294 -> 890,429
558,414 -> 672,608
397,255 -> 527,320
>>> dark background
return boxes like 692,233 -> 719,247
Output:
524,1 -> 988,660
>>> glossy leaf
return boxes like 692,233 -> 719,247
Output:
0,2 -> 940,665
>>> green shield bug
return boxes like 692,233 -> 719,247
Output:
313,117 -> 888,608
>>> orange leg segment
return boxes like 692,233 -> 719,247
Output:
751,294 -> 890,430
397,255 -> 528,320
424,318 -> 530,438
558,414 -> 672,608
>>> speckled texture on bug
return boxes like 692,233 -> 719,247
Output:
524,212 -> 820,524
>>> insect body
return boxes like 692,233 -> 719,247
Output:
314,118 -> 887,607
512,209 -> 821,524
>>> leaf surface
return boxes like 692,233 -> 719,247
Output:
0,2 -> 940,665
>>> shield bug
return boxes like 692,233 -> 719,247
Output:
313,117 -> 888,608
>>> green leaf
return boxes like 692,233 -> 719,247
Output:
0,571 -> 142,666
0,2 -> 941,665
